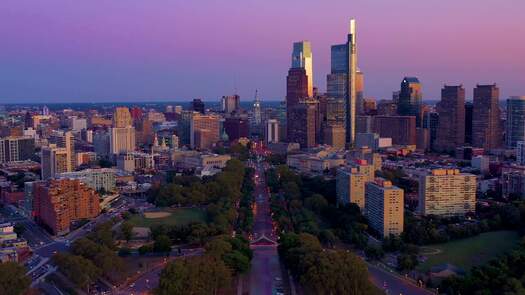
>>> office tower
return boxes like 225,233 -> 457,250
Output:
42,106 -> 50,116
265,119 -> 279,144
416,128 -> 430,151
517,141 -> 525,165
224,117 -> 249,141
93,131 -> 110,156
287,100 -> 319,149
325,98 -> 346,126
464,102 -> 473,145
323,125 -> 345,149
130,107 -> 143,122
49,131 -> 75,172
435,85 -> 466,152
373,116 -> 417,145
506,96 -> 525,148
423,112 -> 439,150
70,117 -> 87,132
110,127 -> 136,155
472,84 -> 502,149
292,41 -> 313,97
286,68 -> 309,110
337,167 -> 366,209
363,98 -> 377,114
377,100 -> 398,116
134,118 -> 154,147
113,107 -> 133,128
34,179 -> 100,235
221,95 -> 240,114
190,114 -> 220,149
0,136 -> 35,163
398,77 -> 423,126
356,116 -> 374,134
356,70 -> 365,115
418,169 -> 476,217
191,99 -> 205,114
365,179 -> 404,238
41,145 -> 69,180
472,155 -> 490,174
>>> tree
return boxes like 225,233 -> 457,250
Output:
0,262 -> 30,295
121,222 -> 134,241
397,254 -> 418,272
223,250 -> 251,273
154,235 -> 172,253
13,223 -> 25,236
156,256 -> 231,295
53,253 -> 101,291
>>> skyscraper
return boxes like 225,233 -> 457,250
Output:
190,113 -> 220,149
506,96 -> 525,148
287,100 -> 319,149
291,41 -> 313,97
113,107 -> 133,128
41,145 -> 69,180
221,95 -> 240,114
472,84 -> 502,150
346,19 -> 358,147
464,102 -> 473,145
265,119 -> 279,144
191,99 -> 205,114
398,77 -> 422,126
435,85 -> 466,152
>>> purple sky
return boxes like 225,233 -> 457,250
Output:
0,0 -> 524,103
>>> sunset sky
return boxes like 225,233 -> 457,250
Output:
0,0 -> 523,103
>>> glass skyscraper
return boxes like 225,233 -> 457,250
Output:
506,96 -> 525,148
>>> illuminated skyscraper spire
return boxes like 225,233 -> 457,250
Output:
343,18 -> 358,148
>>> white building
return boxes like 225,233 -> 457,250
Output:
57,168 -> 117,192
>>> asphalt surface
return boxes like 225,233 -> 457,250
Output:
246,161 -> 285,295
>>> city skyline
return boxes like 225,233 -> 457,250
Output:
1,0 -> 524,103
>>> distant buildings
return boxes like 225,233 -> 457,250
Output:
221,95 -> 240,114
373,116 -> 417,145
365,179 -> 404,238
287,100 -> 320,148
41,145 -> 69,180
506,96 -> 525,148
190,113 -> 220,149
435,85 -> 466,152
110,126 -> 136,155
191,99 -> 205,114
418,169 -> 476,217
472,84 -> 502,150
34,179 -> 100,235
397,77 -> 422,126
57,168 -> 117,193
223,117 -> 249,142
0,136 -> 35,163
264,119 -> 280,144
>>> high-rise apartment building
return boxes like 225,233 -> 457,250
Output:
0,136 -> 35,163
506,96 -> 525,148
365,179 -> 404,238
221,95 -> 240,114
41,145 -> 69,180
398,77 -> 422,126
292,41 -> 313,97
435,85 -> 466,152
337,167 -> 366,210
34,179 -> 100,235
418,169 -> 476,217
190,114 -> 220,149
516,141 -> 525,165
472,84 -> 502,150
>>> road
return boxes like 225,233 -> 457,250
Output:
245,160 -> 285,295
368,263 -> 435,295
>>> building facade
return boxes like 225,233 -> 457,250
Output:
365,179 -> 404,238
506,96 -> 525,148
435,85 -> 466,152
472,84 -> 502,150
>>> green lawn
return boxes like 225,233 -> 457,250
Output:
417,230 -> 521,272
128,207 -> 206,228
